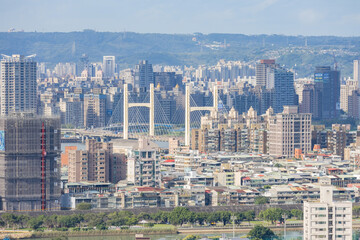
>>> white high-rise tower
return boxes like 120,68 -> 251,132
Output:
0,54 -> 37,116
353,60 -> 360,88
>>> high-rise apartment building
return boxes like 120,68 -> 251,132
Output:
68,139 -> 126,183
0,113 -> 61,211
348,90 -> 360,119
59,97 -> 84,128
134,60 -> 154,91
299,84 -> 315,114
269,106 -> 311,158
354,60 -> 360,88
255,59 -> 277,87
83,93 -> 106,128
255,60 -> 296,113
328,124 -> 353,158
340,79 -> 357,113
314,66 -> 340,119
267,67 -> 296,113
0,54 -> 37,116
102,56 -> 116,78
154,72 -> 182,91
304,186 -> 352,240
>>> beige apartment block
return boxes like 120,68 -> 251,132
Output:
304,186 -> 352,240
269,106 -> 311,158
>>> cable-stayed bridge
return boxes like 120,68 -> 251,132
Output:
74,84 -> 228,144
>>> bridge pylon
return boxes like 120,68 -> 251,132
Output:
185,84 -> 218,146
123,84 -> 154,139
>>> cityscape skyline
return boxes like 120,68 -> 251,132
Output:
0,0 -> 360,36
1,2 -> 360,239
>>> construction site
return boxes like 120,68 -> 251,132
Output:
0,112 -> 61,211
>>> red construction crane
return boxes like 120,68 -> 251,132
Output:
41,122 -> 46,211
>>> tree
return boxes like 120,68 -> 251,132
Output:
290,209 -> 303,220
57,215 -> 79,228
248,225 -> 276,240
169,207 -> 191,225
219,211 -> 231,225
207,212 -> 220,225
160,212 -> 169,224
28,217 -> 43,230
254,196 -> 270,205
354,206 -> 360,218
96,223 -> 107,230
125,217 -> 138,226
84,213 -> 100,228
244,210 -> 255,223
15,215 -> 30,229
0,218 -> 5,228
76,202 -> 92,210
43,215 -> 58,228
107,212 -> 126,226
195,212 -> 207,225
1,213 -> 18,228
258,208 -> 284,224
138,212 -> 151,220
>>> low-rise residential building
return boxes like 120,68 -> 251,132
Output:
127,138 -> 160,187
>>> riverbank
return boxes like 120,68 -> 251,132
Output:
0,225 -> 301,239
0,228 -> 177,239
3,223 -> 360,239
30,228 -> 177,239
0,230 -> 33,239
178,225 -> 302,234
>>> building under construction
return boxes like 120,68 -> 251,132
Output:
0,113 -> 61,211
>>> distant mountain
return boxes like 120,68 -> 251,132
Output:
1,31 -> 360,77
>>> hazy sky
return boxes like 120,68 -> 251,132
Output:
1,0 -> 360,36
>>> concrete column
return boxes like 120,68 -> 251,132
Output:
123,84 -> 128,139
149,83 -> 155,136
185,85 -> 191,146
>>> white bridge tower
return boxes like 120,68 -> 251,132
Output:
185,84 -> 218,146
123,83 -> 154,139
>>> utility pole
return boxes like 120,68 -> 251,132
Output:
231,215 -> 237,238
282,214 -> 287,239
